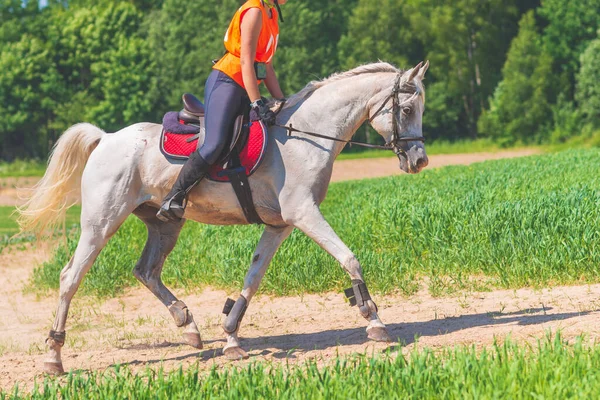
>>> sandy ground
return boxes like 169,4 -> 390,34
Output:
0,177 -> 39,208
2,149 -> 569,391
1,242 -> 599,392
331,149 -> 540,182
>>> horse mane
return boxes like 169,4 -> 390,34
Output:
283,62 -> 423,109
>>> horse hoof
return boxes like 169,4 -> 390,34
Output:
44,361 -> 65,376
183,332 -> 203,349
223,346 -> 249,361
367,327 -> 392,343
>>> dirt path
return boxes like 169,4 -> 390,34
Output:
0,149 -> 540,207
331,149 -> 540,182
0,177 -> 39,207
1,240 -> 599,392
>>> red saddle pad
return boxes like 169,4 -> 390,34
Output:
160,121 -> 267,182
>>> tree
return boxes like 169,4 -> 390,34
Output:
86,36 -> 155,129
478,12 -> 554,145
339,0 -> 531,141
0,0 -> 40,43
409,0 -> 527,139
338,0 -> 420,70
0,36 -> 64,158
48,2 -> 155,133
576,35 -> 600,126
539,0 -> 600,89
144,0 -> 240,116
276,0 -> 357,94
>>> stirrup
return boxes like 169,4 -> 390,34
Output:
157,192 -> 187,222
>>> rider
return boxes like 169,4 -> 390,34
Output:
157,0 -> 287,222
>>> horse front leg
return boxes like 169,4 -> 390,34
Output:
288,204 -> 392,342
222,225 -> 293,360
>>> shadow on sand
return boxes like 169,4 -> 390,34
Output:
112,306 -> 592,367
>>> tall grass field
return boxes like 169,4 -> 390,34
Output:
32,149 -> 600,297
4,335 -> 600,399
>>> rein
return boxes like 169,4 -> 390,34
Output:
275,73 -> 425,155
275,124 -> 402,150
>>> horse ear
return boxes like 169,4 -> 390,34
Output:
417,60 -> 429,80
407,61 -> 423,81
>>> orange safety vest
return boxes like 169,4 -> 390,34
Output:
213,0 -> 280,89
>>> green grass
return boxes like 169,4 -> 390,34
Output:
0,206 -> 81,251
338,138 -> 527,160
6,334 -> 600,399
30,149 -> 600,297
0,207 -> 21,237
0,160 -> 46,178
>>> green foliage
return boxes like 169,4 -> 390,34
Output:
338,0 -> 420,69
550,94 -> 582,143
0,35 -> 64,158
340,0 -> 529,141
145,0 -> 239,114
32,149 -> 600,297
6,335 -> 600,399
539,0 -> 600,82
576,36 -> 600,126
275,0 -> 357,95
51,3 -> 155,132
0,1 -> 156,157
1,0 -> 598,156
0,0 -> 40,43
86,35 -> 155,127
0,159 -> 46,177
478,12 -> 555,145
412,0 -> 525,139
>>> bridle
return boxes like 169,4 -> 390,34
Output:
275,73 -> 425,156
367,74 -> 426,156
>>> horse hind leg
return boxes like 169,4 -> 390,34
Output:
132,205 -> 202,349
44,203 -> 133,375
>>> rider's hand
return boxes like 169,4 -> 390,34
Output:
250,99 -> 276,126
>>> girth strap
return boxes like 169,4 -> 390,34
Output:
219,150 -> 264,225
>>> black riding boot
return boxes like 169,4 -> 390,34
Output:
157,151 -> 210,222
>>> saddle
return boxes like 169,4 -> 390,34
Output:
160,93 -> 268,224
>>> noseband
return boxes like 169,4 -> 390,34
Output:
276,73 -> 425,154
367,74 -> 425,156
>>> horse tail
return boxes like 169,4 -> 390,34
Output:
17,123 -> 105,235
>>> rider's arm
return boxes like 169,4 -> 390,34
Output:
240,8 -> 262,103
265,62 -> 285,100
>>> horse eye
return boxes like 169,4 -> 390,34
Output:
402,107 -> 412,115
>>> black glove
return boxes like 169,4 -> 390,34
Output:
250,99 -> 276,126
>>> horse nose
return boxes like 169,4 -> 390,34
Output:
416,157 -> 428,170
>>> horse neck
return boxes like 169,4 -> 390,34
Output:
288,73 -> 393,156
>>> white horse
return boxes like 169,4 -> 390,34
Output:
18,61 -> 429,374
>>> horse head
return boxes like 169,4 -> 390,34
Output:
368,61 -> 429,174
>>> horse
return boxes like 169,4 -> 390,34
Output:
18,61 -> 429,374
